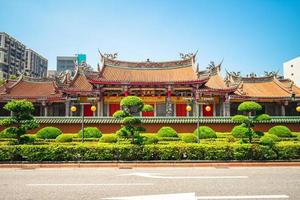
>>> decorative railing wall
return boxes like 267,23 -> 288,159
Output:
1,116 -> 299,124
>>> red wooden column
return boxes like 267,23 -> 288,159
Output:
124,85 -> 129,96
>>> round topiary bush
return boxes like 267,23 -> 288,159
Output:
55,134 -> 73,143
260,133 -> 280,146
181,134 -> 198,143
36,127 -> 62,139
78,127 -> 102,138
231,125 -> 248,138
193,126 -> 217,139
99,135 -> 118,143
143,135 -> 159,144
268,125 -> 293,138
157,127 -> 178,138
0,127 -> 17,138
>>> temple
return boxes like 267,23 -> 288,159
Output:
0,53 -> 299,117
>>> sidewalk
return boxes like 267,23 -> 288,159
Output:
1,161 -> 300,168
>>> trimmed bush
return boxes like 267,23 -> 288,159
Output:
78,127 -> 102,138
181,134 -> 198,143
231,125 -> 248,138
99,135 -> 118,143
143,135 -> 159,144
260,134 -> 280,146
20,135 -> 36,144
268,126 -> 293,138
56,134 -> 73,143
194,126 -> 217,139
36,127 -> 62,139
1,142 -> 300,161
157,127 -> 178,138
0,128 -> 17,138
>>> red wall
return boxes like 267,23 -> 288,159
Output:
8,122 -> 299,134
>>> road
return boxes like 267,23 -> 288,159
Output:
0,166 -> 299,200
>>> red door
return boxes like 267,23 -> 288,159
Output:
176,104 -> 187,116
84,105 -> 93,116
142,104 -> 154,117
109,103 -> 120,116
203,104 -> 213,116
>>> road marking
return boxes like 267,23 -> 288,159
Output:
120,172 -> 248,179
27,183 -> 153,186
196,195 -> 289,199
103,193 -> 289,200
103,192 -> 197,200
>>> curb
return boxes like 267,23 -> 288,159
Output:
1,161 -> 300,168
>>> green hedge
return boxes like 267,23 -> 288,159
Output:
78,127 -> 102,138
36,127 -> 62,139
194,126 -> 217,139
55,135 -> 73,143
269,125 -> 293,138
157,127 -> 178,138
0,128 -> 17,139
0,142 -> 299,161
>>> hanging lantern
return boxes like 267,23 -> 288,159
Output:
296,106 -> 300,113
70,106 -> 77,112
91,105 -> 97,112
205,105 -> 211,112
186,105 -> 192,112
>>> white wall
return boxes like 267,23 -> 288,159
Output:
284,56 -> 300,87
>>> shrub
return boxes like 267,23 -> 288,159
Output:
36,127 -> 62,139
0,128 -> 17,138
99,135 -> 118,143
143,135 -> 159,144
268,126 -> 293,138
260,134 -> 280,146
194,126 -> 217,139
181,134 -> 198,143
56,134 -> 73,143
78,127 -> 102,138
231,125 -> 248,138
20,135 -> 35,144
1,142 -> 300,161
157,127 -> 178,138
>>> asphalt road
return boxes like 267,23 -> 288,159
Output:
0,167 -> 299,200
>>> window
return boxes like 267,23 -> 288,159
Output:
291,73 -> 294,76
291,65 -> 293,68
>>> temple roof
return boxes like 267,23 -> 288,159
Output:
0,76 -> 62,100
94,55 -> 201,83
234,76 -> 296,98
63,67 -> 93,93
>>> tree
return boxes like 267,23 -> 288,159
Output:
113,96 -> 153,144
231,101 -> 271,143
0,100 -> 39,143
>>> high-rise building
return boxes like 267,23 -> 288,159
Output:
25,49 -> 48,78
56,56 -> 76,74
76,54 -> 86,65
0,32 -> 26,79
284,56 -> 300,87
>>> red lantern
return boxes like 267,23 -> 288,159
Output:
205,105 -> 211,112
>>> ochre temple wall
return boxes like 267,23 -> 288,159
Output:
5,122 -> 298,134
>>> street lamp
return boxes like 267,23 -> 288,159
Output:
70,104 -> 97,143
185,100 -> 200,143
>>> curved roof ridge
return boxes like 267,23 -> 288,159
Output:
272,76 -> 293,94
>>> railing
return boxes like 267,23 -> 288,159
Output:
1,116 -> 299,124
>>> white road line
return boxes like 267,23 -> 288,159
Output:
120,172 -> 248,179
103,193 -> 197,200
27,183 -> 153,186
196,195 -> 289,199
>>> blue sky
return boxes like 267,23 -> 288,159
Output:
1,0 -> 300,76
